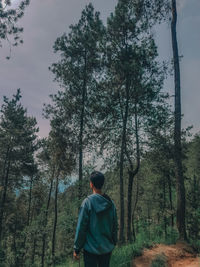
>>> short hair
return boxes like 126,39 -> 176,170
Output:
90,171 -> 105,189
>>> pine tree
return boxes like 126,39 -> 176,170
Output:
134,0 -> 187,242
95,0 -> 167,243
48,3 -> 105,200
0,89 -> 38,263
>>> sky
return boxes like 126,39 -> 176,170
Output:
0,0 -> 199,137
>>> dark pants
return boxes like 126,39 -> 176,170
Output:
83,250 -> 112,267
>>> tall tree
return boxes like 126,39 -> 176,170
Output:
0,89 -> 38,255
49,121 -> 76,266
96,0 -> 167,243
186,134 -> 200,240
147,113 -> 176,231
49,3 -> 105,200
171,0 -> 187,241
37,118 -> 76,266
133,0 -> 187,241
37,140 -> 56,267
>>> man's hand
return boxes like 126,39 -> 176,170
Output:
73,251 -> 80,260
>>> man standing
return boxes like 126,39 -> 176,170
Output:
74,171 -> 118,267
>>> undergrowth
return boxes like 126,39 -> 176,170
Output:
150,253 -> 167,267
56,236 -> 153,267
56,226 -> 180,267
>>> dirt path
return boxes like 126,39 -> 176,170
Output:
132,243 -> 200,267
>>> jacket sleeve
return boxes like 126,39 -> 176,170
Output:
74,199 -> 90,253
112,204 -> 118,245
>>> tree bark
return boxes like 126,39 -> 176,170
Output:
132,175 -> 139,241
79,50 -> 87,200
119,79 -> 129,244
147,203 -> 151,239
27,175 -> 34,226
167,173 -> 174,227
126,102 -> 140,242
171,0 -> 187,241
41,169 -> 55,267
163,178 -> 167,239
127,171 -> 134,242
22,175 -> 34,263
13,223 -> 17,266
0,154 -> 11,244
52,171 -> 59,266
32,238 -> 36,265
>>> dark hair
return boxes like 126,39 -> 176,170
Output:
90,171 -> 105,189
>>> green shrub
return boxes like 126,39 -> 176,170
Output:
151,253 -> 167,267
189,239 -> 200,253
110,244 -> 140,267
56,258 -> 83,267
0,248 -> 5,267
56,242 -> 144,267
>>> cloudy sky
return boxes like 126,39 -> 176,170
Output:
0,0 -> 199,137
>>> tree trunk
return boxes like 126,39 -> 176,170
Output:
147,203 -> 151,239
0,156 -> 11,244
171,0 -> 187,241
126,102 -> 140,242
52,171 -> 59,266
132,175 -> 139,241
0,146 -> 9,188
119,80 -> 129,244
13,223 -> 17,266
167,173 -> 174,227
32,238 -> 36,265
79,50 -> 87,200
22,175 -> 34,263
163,178 -> 167,239
27,175 -> 34,226
127,171 -> 134,242
41,170 -> 54,267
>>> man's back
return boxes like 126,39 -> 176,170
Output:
73,171 -> 118,267
74,193 -> 118,255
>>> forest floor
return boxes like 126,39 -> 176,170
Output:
132,242 -> 200,267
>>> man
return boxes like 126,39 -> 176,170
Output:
74,171 -> 118,267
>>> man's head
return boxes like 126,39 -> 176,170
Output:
90,171 -> 105,190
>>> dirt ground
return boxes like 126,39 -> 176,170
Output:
132,243 -> 200,267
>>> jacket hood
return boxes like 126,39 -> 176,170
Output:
88,194 -> 112,213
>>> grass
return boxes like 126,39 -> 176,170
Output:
56,236 -> 153,267
56,227 -> 179,267
55,258 -> 83,267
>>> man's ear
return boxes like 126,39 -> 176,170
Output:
90,181 -> 93,189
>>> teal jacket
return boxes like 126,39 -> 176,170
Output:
74,193 -> 118,255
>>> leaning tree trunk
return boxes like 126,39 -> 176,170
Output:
126,102 -> 140,242
171,0 -> 187,241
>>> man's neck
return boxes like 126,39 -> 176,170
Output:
93,189 -> 102,195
